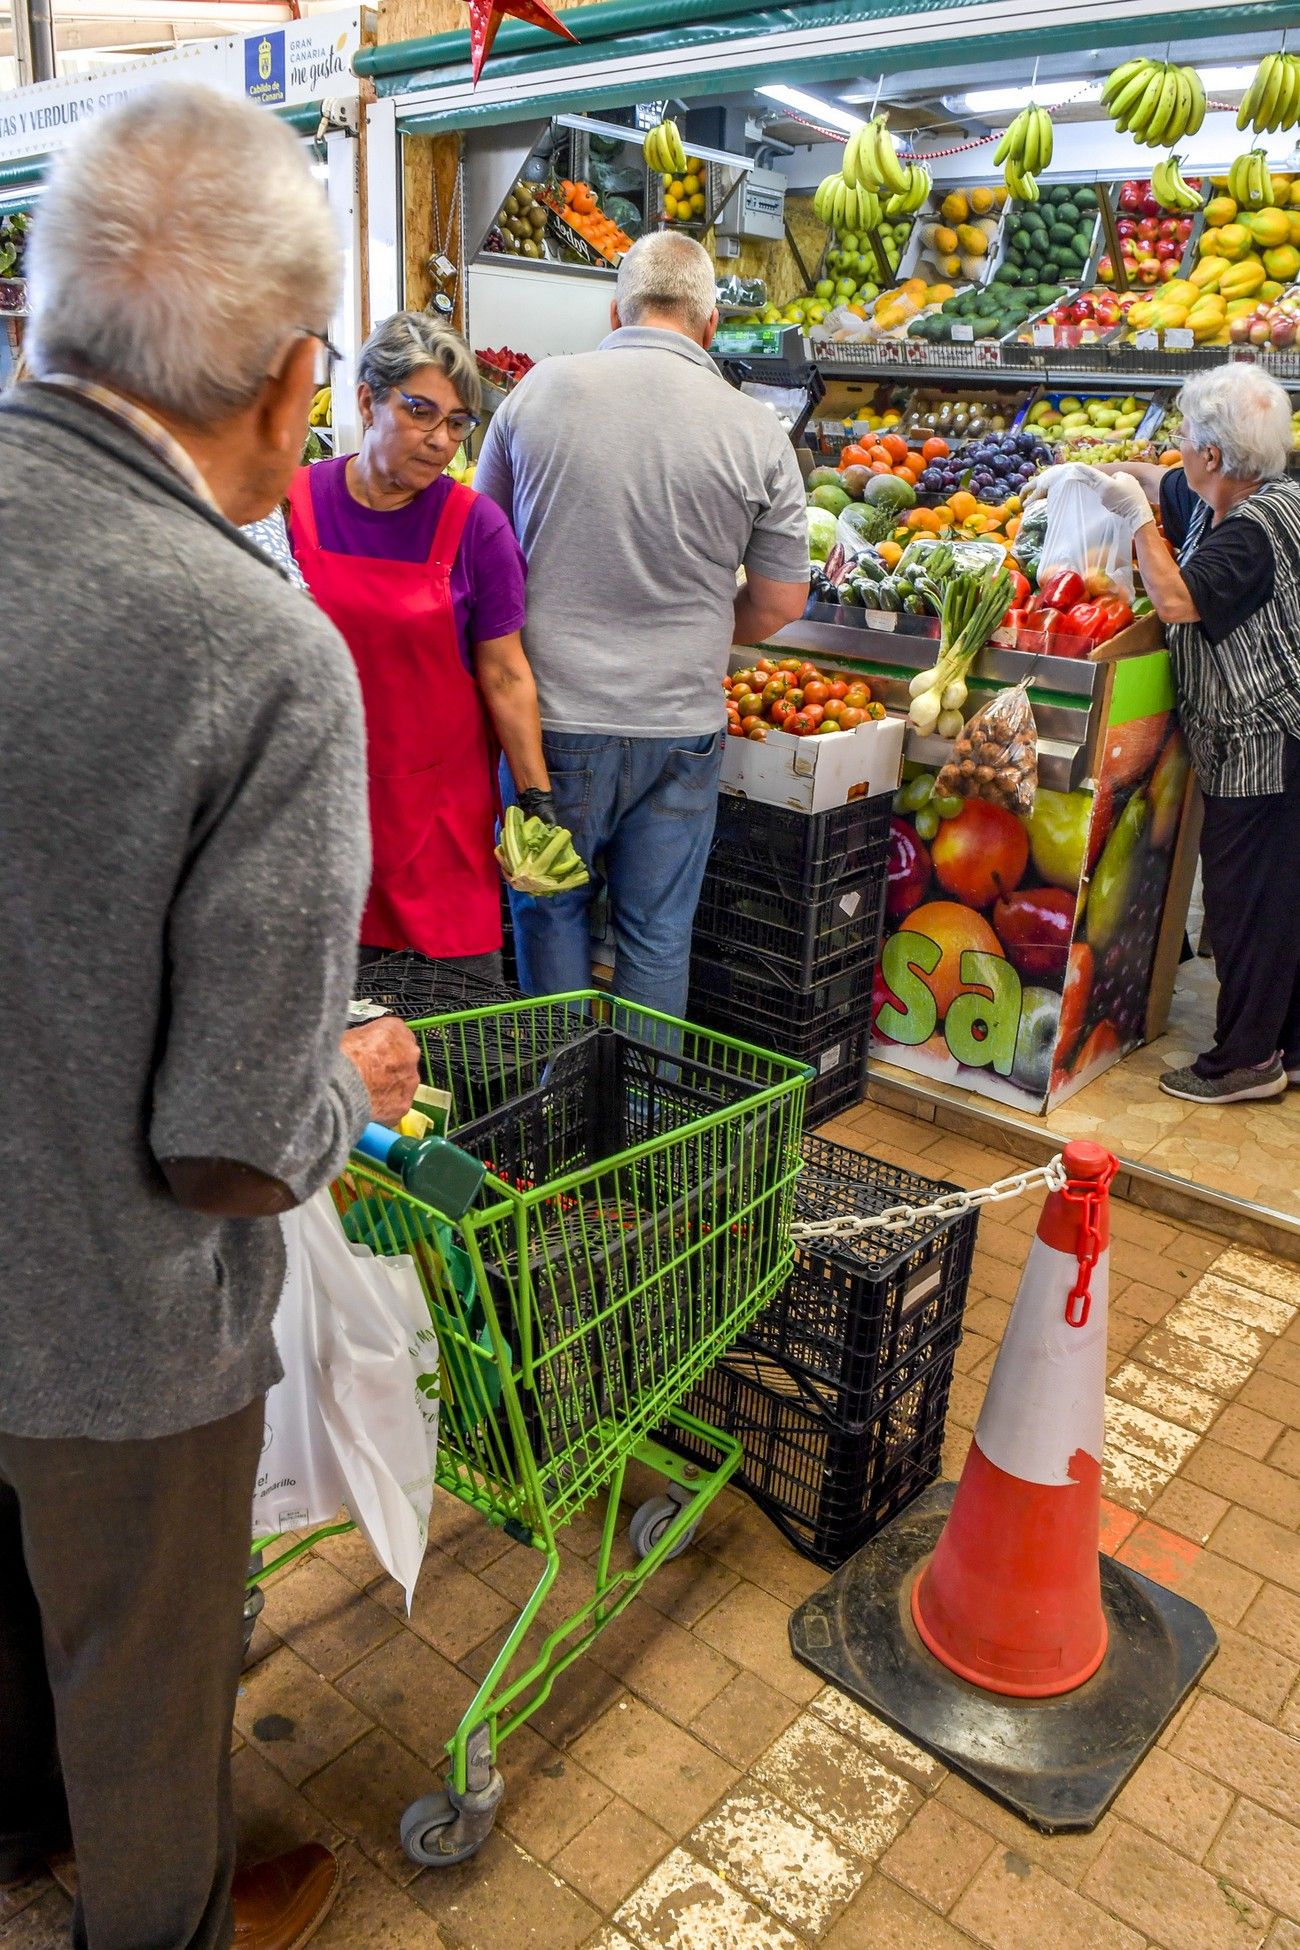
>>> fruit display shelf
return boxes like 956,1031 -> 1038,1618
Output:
801,336 -> 1300,383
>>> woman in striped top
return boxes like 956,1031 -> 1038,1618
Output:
1034,365 -> 1300,1105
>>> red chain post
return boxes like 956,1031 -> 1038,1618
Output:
1059,1148 -> 1118,1327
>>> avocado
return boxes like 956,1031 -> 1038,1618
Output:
1035,282 -> 1060,304
1057,201 -> 1080,226
1074,227 -> 1095,257
1040,260 -> 1061,282
1074,186 -> 1098,207
971,313 -> 1000,338
1047,221 -> 1074,248
1012,226 -> 1034,254
993,263 -> 1019,285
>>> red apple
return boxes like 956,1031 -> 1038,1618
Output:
1155,239 -> 1182,261
1158,260 -> 1182,282
1118,179 -> 1144,213
930,799 -> 1030,909
1135,217 -> 1160,243
1140,192 -> 1161,218
1097,255 -> 1115,284
1157,218 -> 1182,241
1250,319 -> 1274,345
1117,217 -> 1138,240
991,886 -> 1078,983
1136,258 -> 1162,286
886,816 -> 932,920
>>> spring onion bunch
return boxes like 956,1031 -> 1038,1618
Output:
907,564 -> 1016,738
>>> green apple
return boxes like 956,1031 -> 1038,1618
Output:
815,279 -> 836,300
1023,788 -> 1093,891
835,277 -> 857,298
807,303 -> 828,322
839,231 -> 859,250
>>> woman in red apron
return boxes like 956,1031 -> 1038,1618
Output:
288,313 -> 551,980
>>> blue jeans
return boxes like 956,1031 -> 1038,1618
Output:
502,731 -> 724,1019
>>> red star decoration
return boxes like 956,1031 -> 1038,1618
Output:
466,0 -> 578,83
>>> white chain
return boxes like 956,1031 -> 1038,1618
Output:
790,1154 -> 1066,1243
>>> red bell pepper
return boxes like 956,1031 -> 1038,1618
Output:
1039,568 -> 1087,611
1093,595 -> 1134,641
1006,568 -> 1031,607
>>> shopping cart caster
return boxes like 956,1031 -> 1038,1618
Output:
242,1551 -> 265,1657
401,1772 -> 504,1868
629,1492 -> 698,1563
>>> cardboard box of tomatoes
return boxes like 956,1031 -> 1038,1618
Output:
722,653 -> 905,813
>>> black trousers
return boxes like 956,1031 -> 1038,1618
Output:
0,1397 -> 263,1949
1198,738 -> 1300,1075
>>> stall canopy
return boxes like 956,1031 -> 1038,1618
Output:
356,0 -> 1300,130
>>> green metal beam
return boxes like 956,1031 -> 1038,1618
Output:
0,156 -> 46,192
375,0 -> 1300,108
356,0 -> 766,78
277,100 -> 325,136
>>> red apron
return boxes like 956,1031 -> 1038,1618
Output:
288,467 -> 501,958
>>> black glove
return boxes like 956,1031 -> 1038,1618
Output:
517,787 -> 558,827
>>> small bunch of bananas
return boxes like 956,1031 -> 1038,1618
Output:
1101,59 -> 1206,147
813,173 -> 885,233
843,116 -> 909,196
1237,52 -> 1300,134
643,117 -> 687,175
994,103 -> 1053,199
1228,148 -> 1275,210
1151,155 -> 1203,211
308,385 -> 331,428
884,163 -> 931,216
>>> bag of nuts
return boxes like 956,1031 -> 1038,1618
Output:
935,679 -> 1037,815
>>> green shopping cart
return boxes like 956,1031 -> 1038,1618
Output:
249,991 -> 807,1868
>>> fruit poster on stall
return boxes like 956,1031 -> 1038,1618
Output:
872,652 -> 1189,1112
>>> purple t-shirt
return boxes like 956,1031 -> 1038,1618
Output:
299,457 -> 527,670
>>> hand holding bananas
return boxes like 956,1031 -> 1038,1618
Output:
907,563 -> 1017,738
1237,51 -> 1300,135
815,119 -> 929,232
496,804 -> 589,897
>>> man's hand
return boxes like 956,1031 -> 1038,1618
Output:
341,1015 -> 422,1127
517,786 -> 558,827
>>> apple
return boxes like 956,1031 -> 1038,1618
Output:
886,816 -> 932,919
896,901 -> 1005,1021
1098,255 -> 1115,284
1136,258 -> 1162,286
1117,218 -> 1138,240
1158,218 -> 1182,241
1010,986 -> 1063,1097
1155,239 -> 1182,261
1119,179 -> 1144,214
1056,941 -> 1094,1067
1140,192 -> 1161,218
1135,218 -> 1160,243
1229,314 -> 1254,344
931,799 -> 1030,908
1250,320 -> 1273,345
1158,260 -> 1182,283
1024,787 -> 1092,890
991,886 -> 1078,984
1273,317 -> 1298,348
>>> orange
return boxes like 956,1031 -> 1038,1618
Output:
881,433 -> 909,464
946,490 -> 978,521
875,540 -> 903,569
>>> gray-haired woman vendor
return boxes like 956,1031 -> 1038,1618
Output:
1034,363 -> 1300,1105
287,311 -> 550,976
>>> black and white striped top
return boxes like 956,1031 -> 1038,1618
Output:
1167,477 -> 1300,798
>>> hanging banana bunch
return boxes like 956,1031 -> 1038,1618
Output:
643,117 -> 687,176
1236,51 -> 1300,134
1151,155 -> 1203,211
813,173 -> 884,233
994,102 -> 1053,201
842,116 -> 910,197
884,162 -> 931,217
1227,148 -> 1275,210
1100,58 -> 1206,147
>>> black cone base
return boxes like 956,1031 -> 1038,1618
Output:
788,1483 -> 1217,1833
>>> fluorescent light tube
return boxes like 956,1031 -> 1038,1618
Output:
756,84 -> 864,134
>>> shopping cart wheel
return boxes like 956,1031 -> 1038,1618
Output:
401,1776 -> 502,1868
630,1494 -> 698,1563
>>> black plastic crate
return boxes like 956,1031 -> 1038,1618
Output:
674,1338 -> 958,1567
804,1022 -> 870,1123
688,957 -> 872,1124
694,792 -> 891,985
744,1135 -> 978,1419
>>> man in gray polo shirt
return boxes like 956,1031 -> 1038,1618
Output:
0,87 -> 419,1947
476,231 -> 809,1016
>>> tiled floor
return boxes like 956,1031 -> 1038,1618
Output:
4,1108 -> 1299,1950
876,947 -> 1300,1231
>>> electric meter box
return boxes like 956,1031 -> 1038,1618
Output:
719,166 -> 787,243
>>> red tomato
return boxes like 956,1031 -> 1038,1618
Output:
801,703 -> 825,728
785,711 -> 816,736
746,722 -> 769,742
802,679 -> 830,706
769,698 -> 795,727
838,706 -> 865,729
797,662 -> 821,684
727,719 -> 746,736
826,679 -> 849,700
785,688 -> 804,710
820,697 -> 845,722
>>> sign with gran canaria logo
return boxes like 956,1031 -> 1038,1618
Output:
245,29 -> 286,106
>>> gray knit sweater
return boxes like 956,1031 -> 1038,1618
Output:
0,386 -> 371,1439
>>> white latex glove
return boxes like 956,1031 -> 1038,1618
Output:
1019,460 -> 1099,507
1092,469 -> 1156,530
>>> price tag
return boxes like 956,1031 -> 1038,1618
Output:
1163,327 -> 1194,351
1230,344 -> 1259,363
951,323 -> 974,341
1032,322 -> 1056,347
974,341 -> 1003,367
1133,330 -> 1159,350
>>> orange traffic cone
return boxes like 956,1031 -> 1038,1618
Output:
910,1139 -> 1117,1698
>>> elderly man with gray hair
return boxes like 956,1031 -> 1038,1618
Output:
0,84 -> 420,1946
475,230 -> 810,1017
1031,362 -> 1300,1105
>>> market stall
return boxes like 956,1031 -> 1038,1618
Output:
355,0 -> 1299,1119
0,9 -> 368,445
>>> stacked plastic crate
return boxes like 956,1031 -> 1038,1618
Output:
686,792 -> 893,1122
673,1134 -> 978,1568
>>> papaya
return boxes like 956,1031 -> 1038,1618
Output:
1260,279 -> 1285,301
1158,278 -> 1197,305
1226,297 -> 1260,319
1263,244 -> 1300,281
940,191 -> 968,226
1243,208 -> 1291,248
933,225 -> 959,254
1190,255 -> 1231,292
1271,176 -> 1293,207
1215,223 -> 1255,261
970,185 -> 995,215
1198,227 -> 1223,257
1204,194 -> 1237,227
956,224 -> 988,257
1151,303 -> 1190,330
1219,258 -> 1267,300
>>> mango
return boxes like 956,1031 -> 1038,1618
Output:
956,224 -> 988,257
1204,194 -> 1237,227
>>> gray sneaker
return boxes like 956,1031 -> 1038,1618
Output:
1159,1059 -> 1287,1103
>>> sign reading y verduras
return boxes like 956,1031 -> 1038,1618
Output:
0,8 -> 360,165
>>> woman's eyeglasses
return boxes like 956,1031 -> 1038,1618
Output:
394,390 -> 481,441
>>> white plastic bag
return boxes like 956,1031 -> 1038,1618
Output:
254,1190 -> 440,1609
253,1212 -> 348,1537
1038,468 -> 1135,602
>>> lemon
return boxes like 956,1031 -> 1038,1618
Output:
689,192 -> 706,216
682,173 -> 701,197
664,194 -> 679,219
687,155 -> 704,172
668,178 -> 685,200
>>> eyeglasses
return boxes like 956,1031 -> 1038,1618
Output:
301,326 -> 341,387
394,389 -> 481,440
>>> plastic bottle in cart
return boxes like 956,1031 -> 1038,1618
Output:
354,1122 -> 485,1218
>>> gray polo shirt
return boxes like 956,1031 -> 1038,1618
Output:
0,386 -> 371,1441
474,326 -> 808,738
